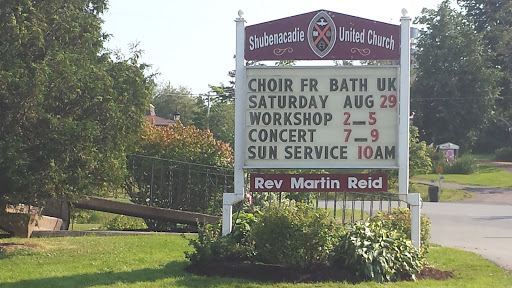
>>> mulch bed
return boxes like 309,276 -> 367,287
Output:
185,261 -> 455,283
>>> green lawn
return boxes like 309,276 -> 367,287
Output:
472,154 -> 496,160
69,223 -> 102,231
325,207 -> 367,224
1,235 -> 511,287
411,183 -> 473,202
412,164 -> 512,189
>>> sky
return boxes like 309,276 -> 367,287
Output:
101,0 -> 444,95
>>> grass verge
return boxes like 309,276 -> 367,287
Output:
1,235 -> 511,287
411,183 -> 473,202
325,207 -> 368,224
412,164 -> 512,189
69,223 -> 102,231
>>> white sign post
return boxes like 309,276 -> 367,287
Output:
222,10 -> 246,236
399,10 -> 421,249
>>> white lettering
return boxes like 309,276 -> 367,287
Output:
291,177 -> 340,189
248,28 -> 305,51
347,177 -> 358,188
254,177 -> 282,189
339,27 -> 365,44
372,177 -> 383,189
347,176 -> 383,189
367,30 -> 395,51
254,177 -> 264,189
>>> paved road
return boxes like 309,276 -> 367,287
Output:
421,161 -> 512,272
422,201 -> 512,271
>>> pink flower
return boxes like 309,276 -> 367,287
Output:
245,193 -> 253,204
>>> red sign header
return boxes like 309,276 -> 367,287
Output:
250,173 -> 388,192
245,10 -> 400,61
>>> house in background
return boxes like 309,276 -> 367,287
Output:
145,104 -> 176,126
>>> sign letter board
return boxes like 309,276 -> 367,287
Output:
245,66 -> 399,169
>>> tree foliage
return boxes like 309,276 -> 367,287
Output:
204,101 -> 235,147
150,81 -> 236,147
409,126 -> 432,176
151,84 -> 201,126
0,0 -> 153,206
135,123 -> 233,167
411,0 -> 501,151
458,0 -> 512,148
209,83 -> 235,103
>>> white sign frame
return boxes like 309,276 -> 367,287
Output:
223,9 -> 419,250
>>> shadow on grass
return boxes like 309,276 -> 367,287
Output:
0,261 -> 245,288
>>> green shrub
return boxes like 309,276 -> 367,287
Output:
99,215 -> 148,231
332,221 -> 424,283
231,210 -> 261,245
87,211 -> 116,224
434,154 -> 477,174
495,146 -> 512,161
185,217 -> 256,265
369,207 -> 431,253
250,205 -> 301,267
250,204 -> 342,269
227,211 -> 260,261
72,210 -> 92,224
71,209 -> 116,225
186,204 -> 429,283
300,208 -> 344,268
185,222 -> 227,265
187,204 -> 342,270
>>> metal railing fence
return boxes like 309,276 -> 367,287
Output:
126,155 -> 404,224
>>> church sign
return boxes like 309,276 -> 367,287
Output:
245,10 -> 400,61
224,9 -> 417,244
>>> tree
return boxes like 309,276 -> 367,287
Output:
409,126 -> 433,176
201,69 -> 237,145
206,101 -> 235,147
151,83 -> 201,126
0,0 -> 153,206
209,83 -> 235,103
411,0 -> 501,151
458,0 -> 512,149
135,123 -> 233,169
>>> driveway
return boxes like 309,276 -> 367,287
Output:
421,160 -> 512,272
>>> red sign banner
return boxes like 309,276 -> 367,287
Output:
245,10 -> 400,61
250,173 -> 388,192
